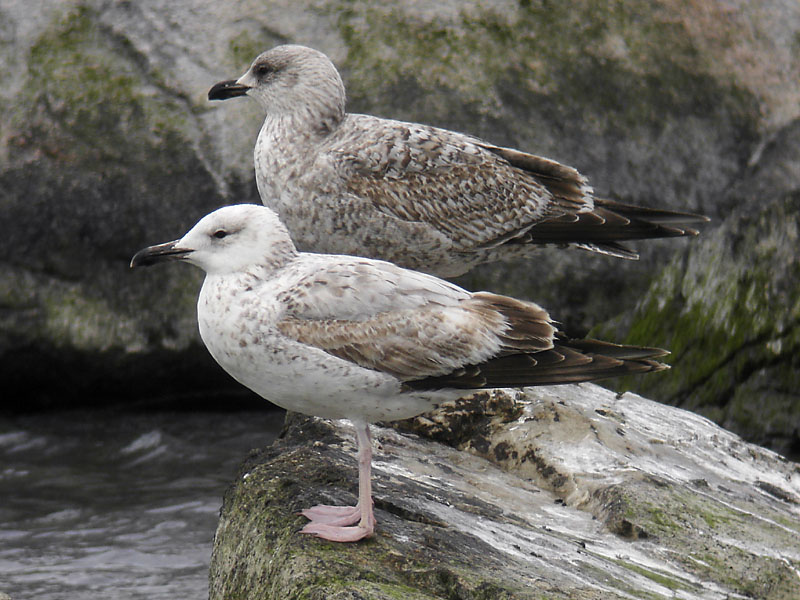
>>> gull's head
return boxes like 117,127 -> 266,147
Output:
130,204 -> 297,276
208,45 -> 345,129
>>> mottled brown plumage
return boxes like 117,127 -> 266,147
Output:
209,45 -> 707,276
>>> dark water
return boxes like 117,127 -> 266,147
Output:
0,409 -> 284,600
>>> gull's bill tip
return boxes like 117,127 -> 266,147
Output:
208,79 -> 251,101
130,240 -> 191,268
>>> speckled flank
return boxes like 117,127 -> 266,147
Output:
211,45 -> 706,277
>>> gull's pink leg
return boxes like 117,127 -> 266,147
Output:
300,423 -> 369,526
300,505 -> 361,526
301,421 -> 376,542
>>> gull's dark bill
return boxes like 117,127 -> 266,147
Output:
208,79 -> 250,101
130,240 -> 191,268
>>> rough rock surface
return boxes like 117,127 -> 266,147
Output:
210,386 -> 800,599
1,0 -> 799,453
593,127 -> 800,457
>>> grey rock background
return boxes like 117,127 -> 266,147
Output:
1,0 -> 799,454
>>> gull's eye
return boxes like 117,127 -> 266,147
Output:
253,62 -> 273,78
212,230 -> 228,239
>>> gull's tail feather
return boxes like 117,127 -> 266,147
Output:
403,338 -> 669,390
516,198 -> 709,260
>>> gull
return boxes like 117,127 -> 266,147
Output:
208,44 -> 708,277
131,204 -> 668,542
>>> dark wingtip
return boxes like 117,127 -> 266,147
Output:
208,80 -> 251,101
594,198 -> 711,227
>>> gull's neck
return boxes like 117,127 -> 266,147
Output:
262,103 -> 344,144
198,258 -> 292,323
253,79 -> 345,208
255,108 -> 343,207
203,238 -> 298,284
258,73 -> 345,139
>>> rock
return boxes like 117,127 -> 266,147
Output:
209,385 -> 800,600
0,2 -> 254,408
592,155 -> 800,458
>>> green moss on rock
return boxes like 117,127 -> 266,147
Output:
594,192 -> 800,456
332,0 -> 760,138
210,441 -> 536,600
212,410 -> 800,600
18,6 -> 188,168
589,476 -> 800,600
